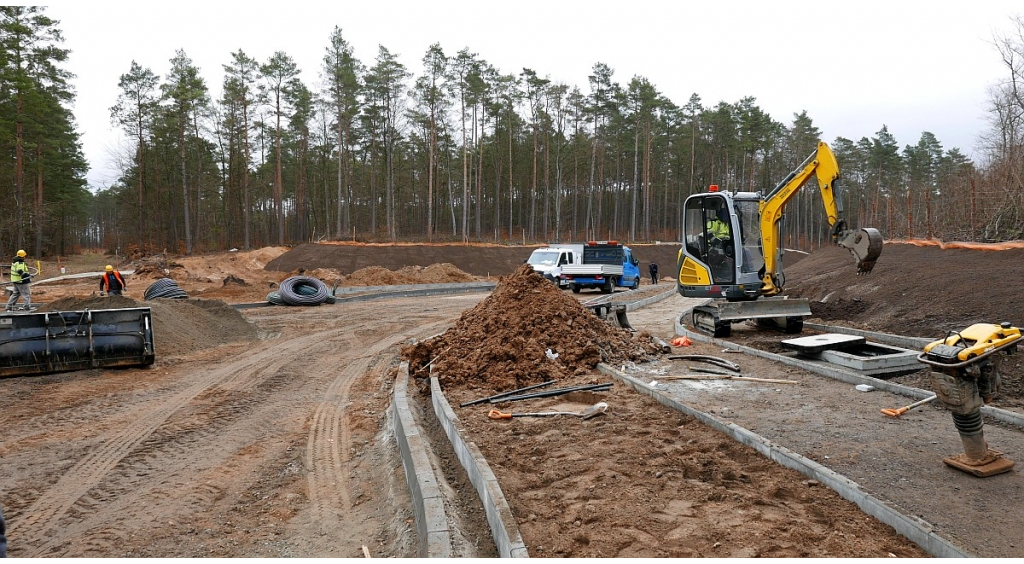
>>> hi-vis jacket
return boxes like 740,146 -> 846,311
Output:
706,218 -> 730,239
9,258 -> 29,283
100,270 -> 126,292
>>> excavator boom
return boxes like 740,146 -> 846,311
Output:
759,141 -> 882,294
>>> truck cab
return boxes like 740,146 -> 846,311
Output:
526,245 -> 583,288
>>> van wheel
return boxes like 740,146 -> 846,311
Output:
571,285 -> 581,294
631,278 -> 639,291
601,280 -> 613,294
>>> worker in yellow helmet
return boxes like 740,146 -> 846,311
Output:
99,264 -> 127,296
5,249 -> 33,312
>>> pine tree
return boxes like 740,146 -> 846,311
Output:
161,49 -> 210,254
321,27 -> 363,239
0,5 -> 83,256
260,51 -> 300,246
110,61 -> 159,246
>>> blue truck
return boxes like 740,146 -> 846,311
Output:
559,241 -> 641,294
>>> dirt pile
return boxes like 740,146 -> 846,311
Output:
127,247 -> 289,283
783,243 -> 1024,338
266,242 -> 682,280
41,295 -> 257,357
402,264 -> 662,394
342,263 -> 476,286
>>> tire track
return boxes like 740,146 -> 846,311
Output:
303,317 -> 453,536
7,295 -> 483,556
15,322 -> 350,554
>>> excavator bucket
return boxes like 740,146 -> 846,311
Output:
837,227 -> 884,274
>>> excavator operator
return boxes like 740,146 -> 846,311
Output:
707,208 -> 730,242
705,207 -> 733,281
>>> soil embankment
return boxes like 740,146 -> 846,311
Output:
266,242 -> 684,279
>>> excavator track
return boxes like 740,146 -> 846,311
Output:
692,306 -> 730,338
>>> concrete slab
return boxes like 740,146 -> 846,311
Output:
782,333 -> 866,354
815,343 -> 921,375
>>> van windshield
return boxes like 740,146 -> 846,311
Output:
527,251 -> 559,266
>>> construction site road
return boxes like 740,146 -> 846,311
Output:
0,294 -> 487,557
3,285 -> 1022,557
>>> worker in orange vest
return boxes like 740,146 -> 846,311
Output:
99,265 -> 127,296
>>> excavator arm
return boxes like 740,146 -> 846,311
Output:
758,141 -> 882,295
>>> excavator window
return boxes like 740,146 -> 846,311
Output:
734,200 -> 765,275
684,195 -> 734,284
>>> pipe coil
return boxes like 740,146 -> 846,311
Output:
144,278 -> 188,300
266,291 -> 287,306
278,276 -> 329,306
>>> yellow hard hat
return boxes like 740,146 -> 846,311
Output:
105,265 -> 113,272
16,249 -> 26,257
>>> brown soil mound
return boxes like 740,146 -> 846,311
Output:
402,264 -> 662,394
40,295 -> 257,357
265,242 -> 683,280
783,243 -> 1024,338
342,263 -> 476,286
342,266 -> 420,286
399,263 -> 476,284
305,268 -> 343,286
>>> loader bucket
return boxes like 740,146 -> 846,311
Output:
0,307 -> 155,378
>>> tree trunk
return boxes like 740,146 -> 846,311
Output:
181,121 -> 193,254
461,90 -> 469,242
243,98 -> 252,250
34,144 -> 43,257
428,110 -> 435,241
275,99 -> 284,246
15,94 -> 24,251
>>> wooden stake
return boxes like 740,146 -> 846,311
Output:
415,345 -> 452,374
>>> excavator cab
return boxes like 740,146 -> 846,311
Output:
678,188 -> 766,300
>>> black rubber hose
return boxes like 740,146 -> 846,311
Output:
278,276 -> 329,306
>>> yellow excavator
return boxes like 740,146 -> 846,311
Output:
676,141 -> 883,337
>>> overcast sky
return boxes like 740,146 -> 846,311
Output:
45,1 -> 1022,190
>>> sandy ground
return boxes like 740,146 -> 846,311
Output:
3,241 -> 1023,557
1,292 -> 485,557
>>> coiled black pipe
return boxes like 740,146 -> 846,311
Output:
266,291 -> 287,306
144,278 -> 188,300
278,276 -> 329,306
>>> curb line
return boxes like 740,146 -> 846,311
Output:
429,377 -> 529,558
233,282 -> 496,309
393,363 -> 453,557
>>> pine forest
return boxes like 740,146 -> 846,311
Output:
3,6 -> 1024,258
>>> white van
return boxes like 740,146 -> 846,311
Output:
525,244 -> 583,288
